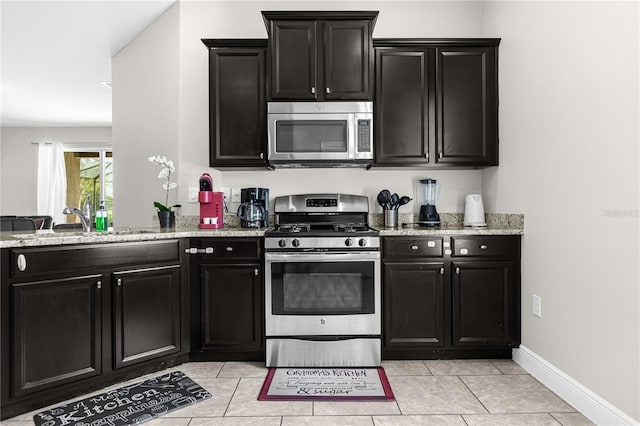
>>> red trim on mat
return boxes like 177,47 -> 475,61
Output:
257,367 -> 395,401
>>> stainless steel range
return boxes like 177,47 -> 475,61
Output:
264,193 -> 381,367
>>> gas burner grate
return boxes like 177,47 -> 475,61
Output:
276,223 -> 311,233
332,223 -> 369,233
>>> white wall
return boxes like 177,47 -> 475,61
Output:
482,1 -> 639,421
0,126 -> 111,216
112,2 -> 181,227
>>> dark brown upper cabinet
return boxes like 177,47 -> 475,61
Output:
202,39 -> 269,169
263,11 -> 378,101
373,39 -> 500,168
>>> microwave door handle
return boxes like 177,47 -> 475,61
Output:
348,115 -> 356,159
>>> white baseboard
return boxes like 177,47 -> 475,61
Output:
513,346 -> 638,426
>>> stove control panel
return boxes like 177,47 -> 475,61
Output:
266,236 -> 380,250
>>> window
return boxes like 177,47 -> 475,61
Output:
63,149 -> 113,225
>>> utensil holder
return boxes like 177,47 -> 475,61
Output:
384,209 -> 398,228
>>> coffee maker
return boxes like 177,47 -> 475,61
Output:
237,188 -> 269,228
418,178 -> 441,227
198,173 -> 224,229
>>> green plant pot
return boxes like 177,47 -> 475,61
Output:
158,211 -> 175,228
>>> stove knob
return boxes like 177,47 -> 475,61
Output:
358,238 -> 368,247
345,238 -> 354,247
292,239 -> 300,248
278,239 -> 287,248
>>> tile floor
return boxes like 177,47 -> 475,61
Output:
1,360 -> 595,426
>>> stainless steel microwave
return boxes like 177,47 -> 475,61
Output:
267,101 -> 373,168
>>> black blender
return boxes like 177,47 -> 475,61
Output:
418,178 -> 441,227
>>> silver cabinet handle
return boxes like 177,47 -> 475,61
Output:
17,254 -> 27,271
480,244 -> 488,250
117,278 -> 122,287
410,244 -> 419,250
254,269 -> 259,276
427,241 -> 436,248
326,87 -> 331,94
440,267 -> 445,275
97,281 -> 102,289
438,152 -> 443,159
311,87 -> 316,94
455,267 -> 460,274
225,246 -> 233,252
260,152 -> 264,159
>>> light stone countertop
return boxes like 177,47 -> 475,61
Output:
1,213 -> 523,249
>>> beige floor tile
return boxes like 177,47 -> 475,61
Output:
282,415 -> 374,425
225,377 -> 312,416
550,412 -> 596,425
389,376 -> 487,415
218,361 -> 268,378
162,377 -> 239,418
0,421 -> 34,426
144,418 -> 192,426
381,360 -> 431,376
175,361 -> 224,378
190,417 -> 283,425
373,414 -> 467,425
313,400 -> 400,416
463,413 -> 562,425
490,359 -> 529,375
461,375 -> 575,414
425,360 -> 502,376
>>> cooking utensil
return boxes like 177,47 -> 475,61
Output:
377,191 -> 389,208
390,193 -> 399,209
398,196 -> 412,206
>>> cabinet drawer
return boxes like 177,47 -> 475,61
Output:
187,238 -> 261,260
383,237 -> 443,258
451,236 -> 519,258
9,240 -> 181,278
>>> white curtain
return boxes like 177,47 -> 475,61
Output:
37,141 -> 67,225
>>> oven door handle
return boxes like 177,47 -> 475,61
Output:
265,252 -> 380,262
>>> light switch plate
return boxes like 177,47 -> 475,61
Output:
532,294 -> 542,318
231,188 -> 241,202
188,187 -> 198,203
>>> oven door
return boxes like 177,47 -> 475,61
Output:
265,251 -> 381,336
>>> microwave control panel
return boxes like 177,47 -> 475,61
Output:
357,119 -> 372,153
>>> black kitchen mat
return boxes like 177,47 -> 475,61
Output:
33,371 -> 211,426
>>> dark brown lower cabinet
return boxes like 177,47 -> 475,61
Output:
188,238 -> 263,361
382,235 -> 520,359
1,240 -> 186,420
383,262 -> 445,353
112,266 -> 181,369
10,275 -> 102,397
452,261 -> 517,347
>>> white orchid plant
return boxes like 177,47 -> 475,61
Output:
148,155 -> 182,212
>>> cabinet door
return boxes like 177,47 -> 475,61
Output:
324,20 -> 372,100
270,20 -> 317,100
201,263 -> 262,353
375,48 -> 434,165
436,46 -> 498,165
210,46 -> 268,167
452,261 -> 517,347
112,266 -> 181,369
383,262 -> 445,353
11,275 -> 102,397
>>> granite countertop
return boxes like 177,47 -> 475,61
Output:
1,213 -> 523,249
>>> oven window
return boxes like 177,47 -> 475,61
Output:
271,261 -> 375,315
275,120 -> 348,153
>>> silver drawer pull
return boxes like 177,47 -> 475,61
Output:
311,87 -> 316,94
117,278 -> 122,287
480,244 -> 488,250
205,247 -> 214,254
97,281 -> 102,289
440,267 -> 445,275
410,245 -> 419,250
226,246 -> 233,252
17,254 -> 27,271
460,248 -> 468,255
254,269 -> 259,276
456,267 -> 460,274
427,241 -> 436,248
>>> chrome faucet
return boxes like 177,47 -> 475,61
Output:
62,206 -> 92,232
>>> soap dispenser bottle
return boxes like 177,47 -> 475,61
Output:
96,201 -> 108,231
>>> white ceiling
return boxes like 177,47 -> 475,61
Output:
1,0 -> 176,127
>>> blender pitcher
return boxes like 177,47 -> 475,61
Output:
418,178 -> 441,227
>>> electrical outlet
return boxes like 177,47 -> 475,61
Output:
231,188 -> 241,202
188,187 -> 198,203
532,294 -> 542,318
220,187 -> 230,201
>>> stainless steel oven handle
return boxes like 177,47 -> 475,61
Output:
265,251 -> 380,262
